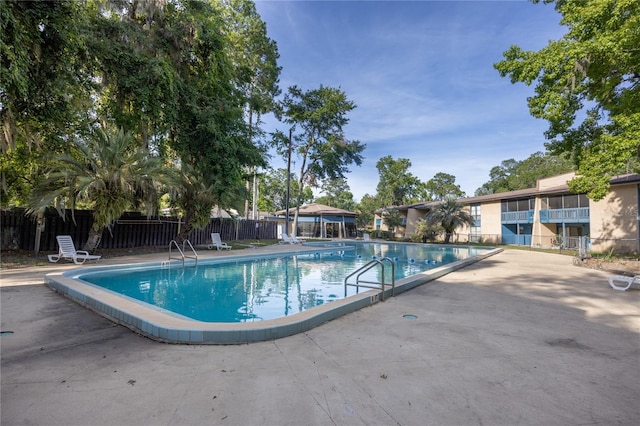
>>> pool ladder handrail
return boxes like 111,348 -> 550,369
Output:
344,257 -> 395,301
169,239 -> 198,266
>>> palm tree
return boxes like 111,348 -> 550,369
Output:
29,126 -> 168,252
169,164 -> 219,242
424,198 -> 474,244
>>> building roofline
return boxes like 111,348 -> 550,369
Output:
376,173 -> 640,211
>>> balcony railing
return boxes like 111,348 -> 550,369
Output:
501,210 -> 534,224
502,208 -> 590,224
539,207 -> 590,223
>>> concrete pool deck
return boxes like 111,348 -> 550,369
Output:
1,247 -> 639,425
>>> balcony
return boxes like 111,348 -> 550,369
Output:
501,210 -> 534,224
539,207 -> 590,224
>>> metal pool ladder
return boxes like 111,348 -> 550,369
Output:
344,257 -> 395,301
169,239 -> 198,266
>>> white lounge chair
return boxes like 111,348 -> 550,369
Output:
363,233 -> 370,242
209,233 -> 231,250
48,235 -> 101,265
290,234 -> 306,244
607,275 -> 640,291
280,233 -> 294,244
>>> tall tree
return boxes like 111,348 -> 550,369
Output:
3,0 -> 273,241
375,156 -> 426,206
475,151 -> 574,195
425,172 -> 465,200
495,0 -> 640,200
1,0 -> 91,204
87,0 -> 267,235
280,85 -> 365,234
424,198 -> 475,244
214,0 -> 281,218
314,176 -> 356,211
355,193 -> 377,230
382,208 -> 403,239
28,126 -> 168,252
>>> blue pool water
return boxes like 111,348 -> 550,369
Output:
77,242 -> 490,323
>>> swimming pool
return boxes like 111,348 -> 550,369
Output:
46,242 -> 501,344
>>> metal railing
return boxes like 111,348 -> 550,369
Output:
344,257 -> 395,301
168,239 -> 198,266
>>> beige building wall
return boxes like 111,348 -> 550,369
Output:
372,213 -> 385,232
537,172 -> 575,190
479,201 -> 502,244
372,211 -> 408,239
530,197 -> 557,248
405,208 -> 425,237
589,183 -> 638,253
452,205 -> 473,243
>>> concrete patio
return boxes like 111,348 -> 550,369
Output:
1,248 -> 639,425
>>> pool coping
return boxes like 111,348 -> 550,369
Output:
45,245 -> 503,344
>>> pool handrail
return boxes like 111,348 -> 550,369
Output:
344,257 -> 395,301
169,239 -> 198,266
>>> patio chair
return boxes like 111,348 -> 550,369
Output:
363,233 -> 370,242
280,233 -> 294,244
209,233 -> 231,251
607,275 -> 640,291
290,234 -> 306,244
48,235 -> 102,265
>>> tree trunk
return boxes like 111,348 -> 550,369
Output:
176,209 -> 194,243
82,228 -> 103,253
293,151 -> 308,237
444,232 -> 452,244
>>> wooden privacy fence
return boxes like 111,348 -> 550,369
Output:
1,208 -> 278,251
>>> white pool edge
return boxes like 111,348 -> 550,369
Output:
45,247 -> 503,344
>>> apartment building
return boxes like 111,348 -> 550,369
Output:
374,172 -> 640,254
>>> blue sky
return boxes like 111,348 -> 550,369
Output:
254,0 -> 567,202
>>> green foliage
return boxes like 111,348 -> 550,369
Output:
425,198 -> 474,244
1,0 -> 93,205
214,0 -> 281,214
169,163 -> 219,235
28,126 -> 168,250
375,156 -> 426,206
2,0 -> 279,240
0,138 -> 43,207
382,208 -> 404,238
425,172 -> 465,200
215,0 -> 281,123
495,0 -> 640,200
315,176 -> 356,211
258,168 -> 312,212
475,151 -> 574,195
280,85 -> 364,229
1,0 -> 90,151
355,193 -> 377,230
415,218 -> 441,242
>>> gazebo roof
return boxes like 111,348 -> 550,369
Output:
275,203 -> 357,217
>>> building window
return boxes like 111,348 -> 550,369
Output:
549,196 -> 563,209
501,199 -> 533,212
547,194 -> 589,209
578,194 -> 589,207
470,203 -> 481,242
470,203 -> 481,225
564,194 -> 578,208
